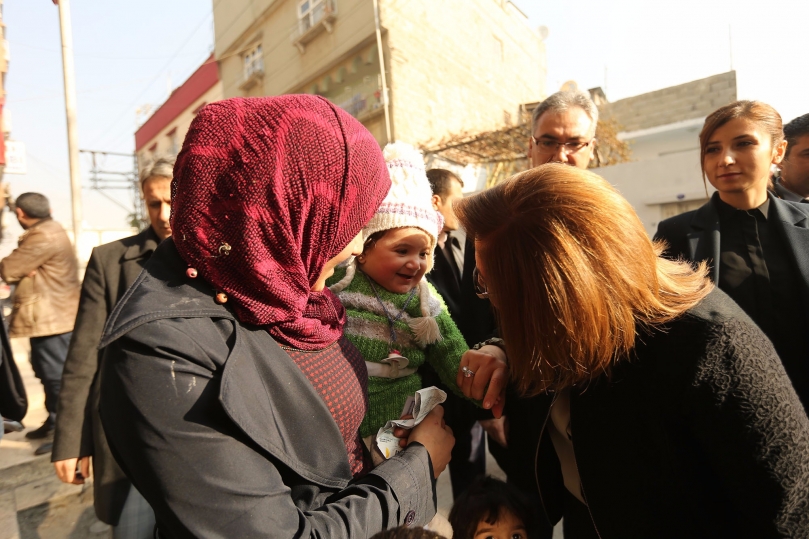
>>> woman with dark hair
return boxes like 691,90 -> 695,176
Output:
457,163 -> 809,538
98,95 -> 454,538
655,100 -> 809,410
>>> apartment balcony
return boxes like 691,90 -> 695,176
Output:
291,0 -> 337,54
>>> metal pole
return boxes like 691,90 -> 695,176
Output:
372,0 -> 391,144
56,0 -> 83,257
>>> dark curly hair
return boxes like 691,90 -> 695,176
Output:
784,113 -> 809,158
370,526 -> 445,539
448,476 -> 537,539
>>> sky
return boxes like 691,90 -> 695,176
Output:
2,0 -> 808,245
1,0 -> 212,252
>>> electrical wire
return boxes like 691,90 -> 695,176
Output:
86,12 -> 213,147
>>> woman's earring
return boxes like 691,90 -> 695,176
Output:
357,255 -> 366,264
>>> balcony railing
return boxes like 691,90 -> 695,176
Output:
291,0 -> 337,54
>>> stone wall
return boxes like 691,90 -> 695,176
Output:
601,71 -> 737,133
381,0 -> 545,146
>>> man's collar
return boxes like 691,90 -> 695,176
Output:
773,178 -> 807,203
122,226 -> 162,261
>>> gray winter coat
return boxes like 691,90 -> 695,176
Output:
98,239 -> 437,538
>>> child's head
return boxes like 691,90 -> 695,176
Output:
358,227 -> 433,294
356,141 -> 443,293
370,526 -> 446,539
449,477 -> 536,539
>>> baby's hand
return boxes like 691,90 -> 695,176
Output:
457,347 -> 508,418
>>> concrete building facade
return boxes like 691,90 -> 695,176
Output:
213,0 -> 545,147
135,55 -> 223,175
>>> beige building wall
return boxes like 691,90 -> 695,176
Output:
381,0 -> 545,146
216,0 -> 376,99
136,81 -> 224,172
214,0 -> 546,147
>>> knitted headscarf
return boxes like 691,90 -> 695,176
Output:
171,95 -> 390,351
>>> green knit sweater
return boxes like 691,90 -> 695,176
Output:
327,267 -> 471,438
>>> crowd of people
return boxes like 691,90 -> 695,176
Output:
0,89 -> 807,539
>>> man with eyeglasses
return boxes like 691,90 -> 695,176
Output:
528,90 -> 598,170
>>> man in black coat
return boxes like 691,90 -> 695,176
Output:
51,157 -> 173,538
425,168 -> 497,497
774,113 -> 809,203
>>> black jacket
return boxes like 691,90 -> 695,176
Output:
53,227 -> 159,524
654,193 -> 809,404
98,239 -> 437,538
426,236 -> 496,347
506,289 -> 809,538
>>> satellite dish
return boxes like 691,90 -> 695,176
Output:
537,25 -> 549,41
560,80 -> 578,92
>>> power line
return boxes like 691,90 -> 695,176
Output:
86,12 -> 213,147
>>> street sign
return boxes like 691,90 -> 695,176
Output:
4,140 -> 26,174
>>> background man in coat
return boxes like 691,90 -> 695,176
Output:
774,113 -> 809,203
425,168 -> 497,497
52,156 -> 174,539
0,192 -> 80,455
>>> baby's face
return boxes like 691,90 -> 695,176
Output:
473,509 -> 527,539
360,227 -> 432,294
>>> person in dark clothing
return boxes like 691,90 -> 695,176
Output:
425,168 -> 498,498
51,156 -> 174,539
773,112 -> 809,203
457,163 -> 809,538
97,95 -> 455,538
655,101 -> 809,410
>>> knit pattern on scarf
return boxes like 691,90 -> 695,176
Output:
171,95 -> 390,351
327,266 -> 472,438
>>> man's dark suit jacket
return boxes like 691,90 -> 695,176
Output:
654,192 -> 809,405
53,227 -> 159,525
427,235 -> 495,347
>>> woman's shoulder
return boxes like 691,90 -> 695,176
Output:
677,289 -> 782,376
99,240 -> 233,349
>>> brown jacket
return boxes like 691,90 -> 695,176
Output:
0,218 -> 80,338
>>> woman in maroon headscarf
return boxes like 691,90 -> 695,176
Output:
98,95 -> 454,538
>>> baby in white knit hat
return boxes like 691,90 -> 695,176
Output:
327,141 -> 501,463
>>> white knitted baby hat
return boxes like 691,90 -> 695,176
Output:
362,141 -> 444,246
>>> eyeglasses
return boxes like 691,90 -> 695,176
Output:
472,267 -> 488,299
531,136 -> 593,155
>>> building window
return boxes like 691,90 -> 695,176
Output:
243,44 -> 264,81
298,0 -> 333,33
166,127 -> 178,156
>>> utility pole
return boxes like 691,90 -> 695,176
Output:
55,0 -> 83,257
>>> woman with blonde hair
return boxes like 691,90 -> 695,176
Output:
457,163 -> 809,538
655,100 -> 809,411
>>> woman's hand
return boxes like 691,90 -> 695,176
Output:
457,346 -> 508,417
393,407 -> 454,478
53,456 -> 91,485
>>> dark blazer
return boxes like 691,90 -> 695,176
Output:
52,227 -> 159,525
506,290 -> 809,538
426,235 -> 496,347
654,193 -> 809,300
97,239 -> 436,538
654,193 -> 809,403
